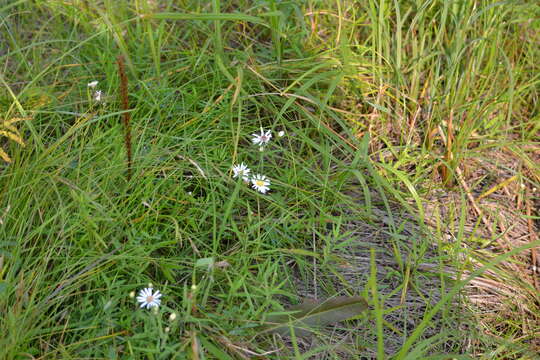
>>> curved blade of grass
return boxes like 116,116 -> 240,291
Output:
199,336 -> 234,360
376,162 -> 425,223
144,11 -> 282,26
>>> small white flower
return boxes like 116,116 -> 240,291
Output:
232,163 -> 251,181
88,80 -> 98,88
251,128 -> 272,146
251,174 -> 270,194
94,90 -> 102,102
169,312 -> 177,321
278,130 -> 285,137
136,288 -> 162,309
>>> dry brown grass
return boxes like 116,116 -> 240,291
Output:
424,146 -> 540,354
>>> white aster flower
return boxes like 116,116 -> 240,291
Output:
136,287 -> 162,309
88,80 -> 98,88
232,163 -> 251,181
251,174 -> 270,194
94,90 -> 102,102
251,128 -> 272,146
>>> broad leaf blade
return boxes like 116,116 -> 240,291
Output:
264,296 -> 368,337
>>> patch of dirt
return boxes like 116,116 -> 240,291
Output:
280,199 -> 461,358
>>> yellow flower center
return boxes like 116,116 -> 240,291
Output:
255,180 -> 265,187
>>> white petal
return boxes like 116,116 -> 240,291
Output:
140,288 -> 150,296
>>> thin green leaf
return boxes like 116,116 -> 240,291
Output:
144,11 -> 281,26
